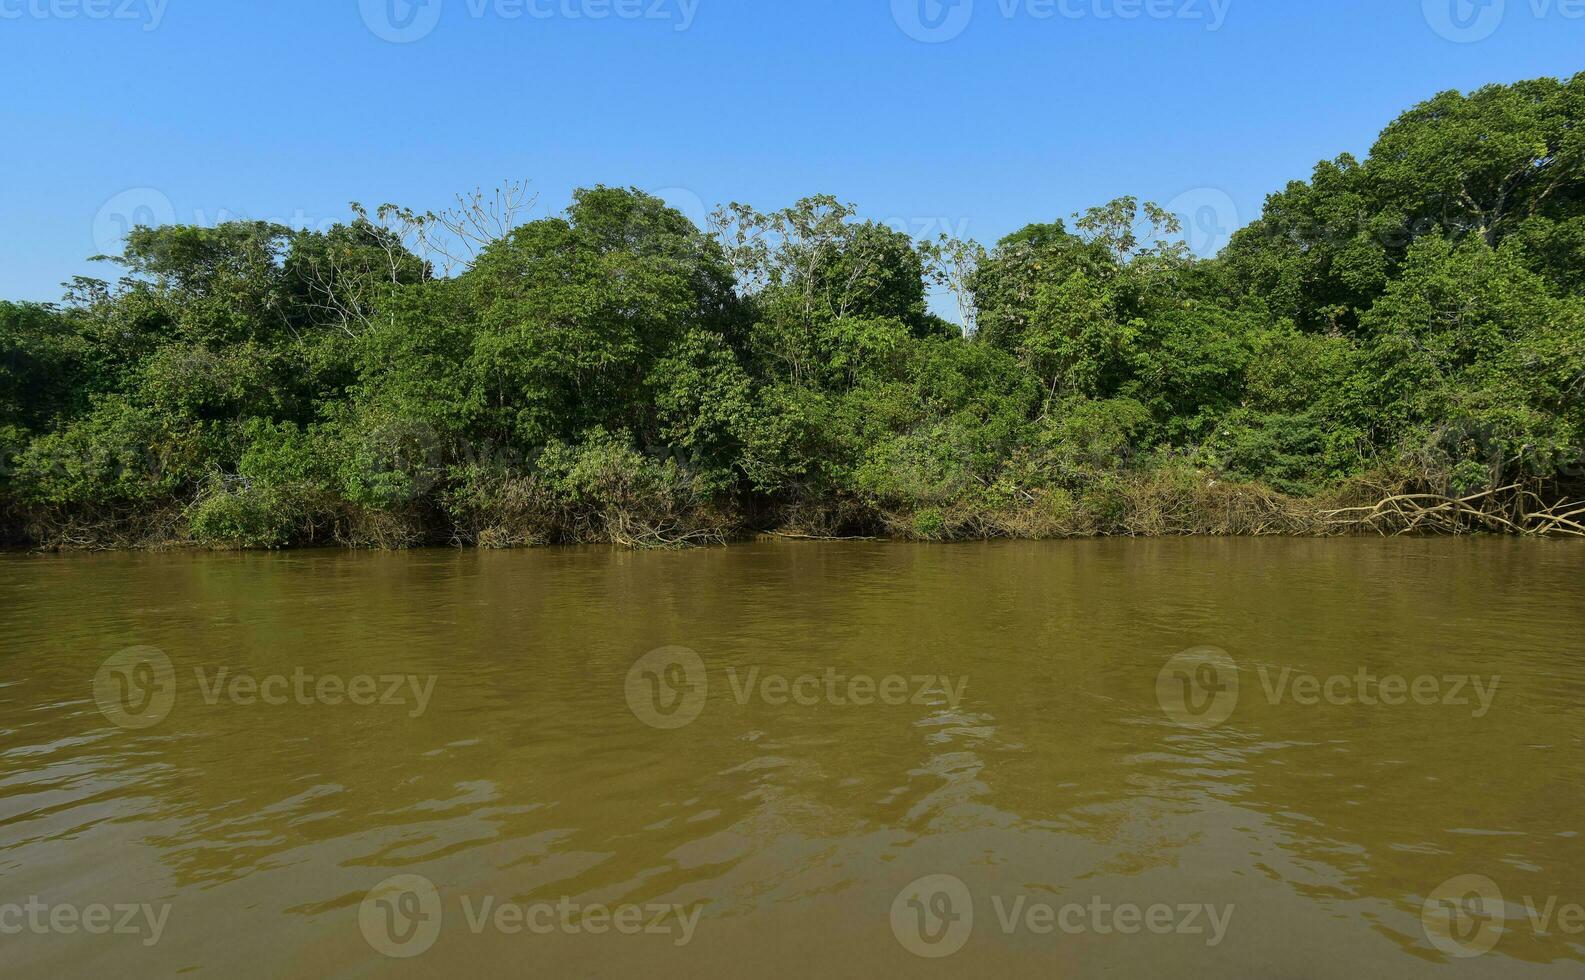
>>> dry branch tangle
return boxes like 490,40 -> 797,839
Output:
1320,484 -> 1585,537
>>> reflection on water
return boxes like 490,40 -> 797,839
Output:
0,538 -> 1582,977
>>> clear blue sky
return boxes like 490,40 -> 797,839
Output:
1,0 -> 1581,303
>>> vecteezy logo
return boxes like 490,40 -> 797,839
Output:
1422,0 -> 1505,42
1165,187 -> 1239,260
648,186 -> 711,231
360,0 -> 444,43
891,874 -> 974,958
360,874 -> 443,958
93,646 -> 177,730
629,186 -> 712,262
1423,875 -> 1505,959
92,188 -> 177,257
891,0 -> 974,43
1156,647 -> 1240,728
625,646 -> 708,729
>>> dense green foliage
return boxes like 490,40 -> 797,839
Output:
4,76 -> 1584,548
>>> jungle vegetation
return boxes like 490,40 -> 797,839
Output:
3,75 -> 1584,549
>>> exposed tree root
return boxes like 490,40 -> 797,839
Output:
1319,483 -> 1585,537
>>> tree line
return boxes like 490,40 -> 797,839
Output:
3,74 -> 1583,548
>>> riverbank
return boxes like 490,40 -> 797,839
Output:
7,471 -> 1581,552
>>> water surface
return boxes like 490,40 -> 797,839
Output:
1,539 -> 1582,977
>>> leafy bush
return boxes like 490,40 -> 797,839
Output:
188,482 -> 296,549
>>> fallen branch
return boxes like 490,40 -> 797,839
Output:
1319,484 -> 1585,537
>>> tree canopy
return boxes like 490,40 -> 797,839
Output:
4,74 -> 1583,548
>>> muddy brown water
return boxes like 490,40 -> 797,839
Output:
1,538 -> 1582,977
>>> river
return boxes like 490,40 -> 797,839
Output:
1,538 -> 1582,977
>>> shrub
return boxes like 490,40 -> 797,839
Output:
188,482 -> 296,549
